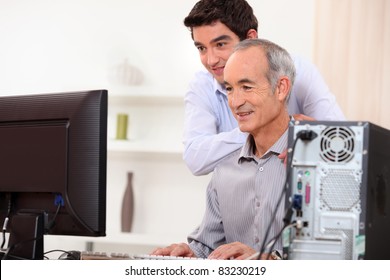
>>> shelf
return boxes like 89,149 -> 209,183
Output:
107,139 -> 183,155
107,86 -> 184,106
100,85 -> 194,254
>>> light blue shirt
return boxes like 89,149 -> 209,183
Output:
188,130 -> 288,258
183,55 -> 345,176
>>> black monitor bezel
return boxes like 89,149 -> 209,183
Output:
0,89 -> 107,247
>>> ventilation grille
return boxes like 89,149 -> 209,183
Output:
320,169 -> 361,211
320,126 -> 355,163
323,229 -> 354,259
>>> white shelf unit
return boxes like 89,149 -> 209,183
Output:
108,138 -> 183,156
107,90 -> 185,155
100,90 -> 210,253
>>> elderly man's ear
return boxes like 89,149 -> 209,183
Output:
276,76 -> 291,102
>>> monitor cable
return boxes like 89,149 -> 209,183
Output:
257,128 -> 317,259
247,222 -> 297,260
1,193 -> 13,250
45,194 -> 64,233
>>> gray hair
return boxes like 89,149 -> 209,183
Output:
233,38 -> 296,98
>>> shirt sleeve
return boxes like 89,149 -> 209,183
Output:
182,72 -> 247,176
187,177 -> 226,258
289,55 -> 346,121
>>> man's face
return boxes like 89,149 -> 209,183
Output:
192,21 -> 240,84
224,46 -> 284,135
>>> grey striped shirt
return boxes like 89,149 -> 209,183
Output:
188,130 -> 288,258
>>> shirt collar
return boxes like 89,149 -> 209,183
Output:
238,129 -> 289,163
213,78 -> 226,96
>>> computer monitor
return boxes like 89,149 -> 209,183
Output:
0,89 -> 107,259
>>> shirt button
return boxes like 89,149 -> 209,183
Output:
259,167 -> 264,172
256,202 -> 260,207
254,237 -> 260,243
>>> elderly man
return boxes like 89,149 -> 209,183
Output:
153,38 -> 294,259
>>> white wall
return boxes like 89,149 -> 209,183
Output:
0,0 -> 315,96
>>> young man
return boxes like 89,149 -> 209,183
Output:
182,0 -> 345,176
152,38 -> 294,259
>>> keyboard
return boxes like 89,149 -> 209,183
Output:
133,254 -> 204,260
80,251 -> 204,260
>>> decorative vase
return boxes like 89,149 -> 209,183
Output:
116,113 -> 129,140
121,172 -> 134,232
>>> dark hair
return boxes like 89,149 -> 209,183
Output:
184,0 -> 258,40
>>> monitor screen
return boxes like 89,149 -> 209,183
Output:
0,89 -> 107,259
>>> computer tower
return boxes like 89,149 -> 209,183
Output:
284,121 -> 390,259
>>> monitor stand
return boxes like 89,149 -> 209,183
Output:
6,211 -> 45,260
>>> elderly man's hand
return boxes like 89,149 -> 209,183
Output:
150,243 -> 196,258
208,242 -> 257,260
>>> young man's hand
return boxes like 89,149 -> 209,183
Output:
279,113 -> 316,165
